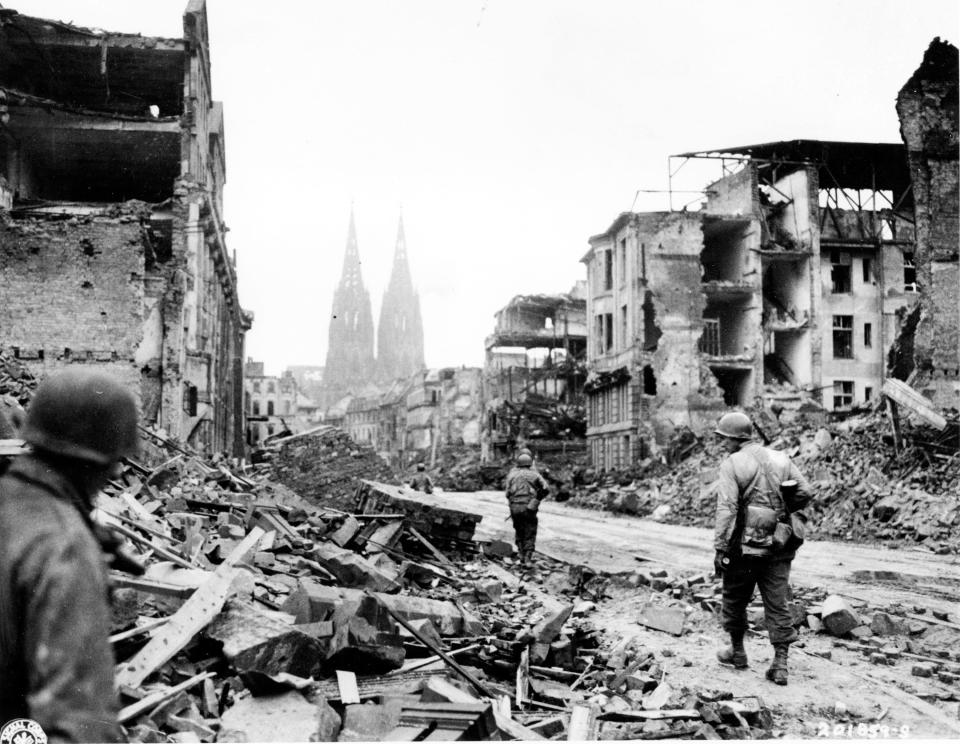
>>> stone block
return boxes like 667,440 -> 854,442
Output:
474,579 -> 503,603
849,625 -> 873,640
637,603 -> 685,636
219,691 -> 318,743
312,543 -> 401,592
317,696 -> 343,741
822,595 -> 860,637
912,663 -> 936,678
532,602 -> 573,645
206,599 -> 326,679
483,540 -> 513,558
337,700 -> 403,742
281,580 -> 465,635
328,516 -> 361,548
871,612 -> 908,636
327,595 -> 405,674
398,618 -> 442,649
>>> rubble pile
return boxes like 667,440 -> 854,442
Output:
100,441 -> 716,742
264,427 -> 400,511
0,350 -> 38,404
558,408 -> 960,553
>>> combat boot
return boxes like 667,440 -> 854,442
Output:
716,633 -> 748,669
765,644 -> 789,685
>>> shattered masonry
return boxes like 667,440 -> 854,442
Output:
584,140 -> 922,468
0,1 -> 250,455
482,288 -> 588,455
896,38 -> 960,407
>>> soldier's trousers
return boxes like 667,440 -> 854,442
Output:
721,554 -> 798,645
509,506 -> 538,556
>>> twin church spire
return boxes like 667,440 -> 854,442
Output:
323,210 -> 425,396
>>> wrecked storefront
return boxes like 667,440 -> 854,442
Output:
0,2 -> 250,455
483,288 -> 588,456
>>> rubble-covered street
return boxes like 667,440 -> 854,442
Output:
0,0 -> 957,742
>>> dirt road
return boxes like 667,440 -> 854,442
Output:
435,489 -> 960,617
385,485 -> 960,738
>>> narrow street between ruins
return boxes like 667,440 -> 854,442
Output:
392,485 -> 960,738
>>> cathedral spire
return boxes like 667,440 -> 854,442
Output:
376,214 -> 425,382
323,210 -> 376,399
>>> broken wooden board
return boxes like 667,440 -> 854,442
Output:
567,704 -> 599,741
115,527 -> 264,688
597,709 -> 701,722
109,573 -> 196,599
117,671 -> 215,723
882,379 -> 947,430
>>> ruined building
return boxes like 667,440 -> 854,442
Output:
895,38 -> 959,407
376,216 -> 425,383
584,140 -> 919,469
322,211 -> 376,404
0,1 -> 251,455
483,287 -> 588,454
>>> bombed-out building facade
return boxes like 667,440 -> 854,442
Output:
0,1 -> 250,455
584,140 -> 923,469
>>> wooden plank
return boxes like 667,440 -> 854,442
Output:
115,527 -> 264,688
105,521 -> 196,570
372,589 -> 495,699
109,573 -> 195,599
516,646 -> 530,707
859,670 -> 960,735
492,710 -> 547,741
905,612 -> 960,631
117,671 -> 215,723
409,526 -> 454,566
883,379 -> 947,430
388,644 -> 480,675
337,670 -> 361,704
596,709 -> 701,722
567,704 -> 599,741
109,616 -> 170,644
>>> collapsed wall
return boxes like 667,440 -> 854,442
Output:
896,38 -> 960,405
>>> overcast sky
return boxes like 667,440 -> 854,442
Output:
10,1 -> 959,375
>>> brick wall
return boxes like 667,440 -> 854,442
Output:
0,215 -> 144,395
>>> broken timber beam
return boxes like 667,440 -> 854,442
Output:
115,527 -> 264,688
118,671 -> 215,724
369,589 -> 495,700
408,526 -> 454,566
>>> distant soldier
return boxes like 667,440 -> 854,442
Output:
712,411 -> 812,686
0,369 -> 138,740
504,452 -> 548,565
409,462 -> 433,494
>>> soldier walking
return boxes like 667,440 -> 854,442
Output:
504,452 -> 547,565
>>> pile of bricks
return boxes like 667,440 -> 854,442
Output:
265,427 -> 400,512
0,349 -> 37,404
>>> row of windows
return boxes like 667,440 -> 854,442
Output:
832,380 -> 872,409
590,434 -> 632,471
250,380 -> 277,394
588,383 -> 630,427
250,399 -> 293,416
831,315 -> 873,359
829,251 -> 916,294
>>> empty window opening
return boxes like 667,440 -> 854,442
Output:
81,281 -> 93,289
903,252 -> 917,292
643,365 -> 657,395
603,249 -> 613,291
642,291 -> 661,351
640,243 -> 647,282
833,315 -> 854,359
253,381 -> 261,393
831,251 -> 851,293
619,239 -> 627,285
620,305 -> 628,348
711,368 -> 752,407
544,316 -> 554,330
833,380 -> 854,409
862,258 -> 873,283
864,386 -> 873,402
702,300 -> 749,356
864,323 -> 872,349
267,381 -> 275,394
252,401 -> 260,416
267,401 -> 274,416
701,219 -> 749,282
604,312 -> 613,352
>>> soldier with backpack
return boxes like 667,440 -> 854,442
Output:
503,452 -> 548,565
712,411 -> 813,686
